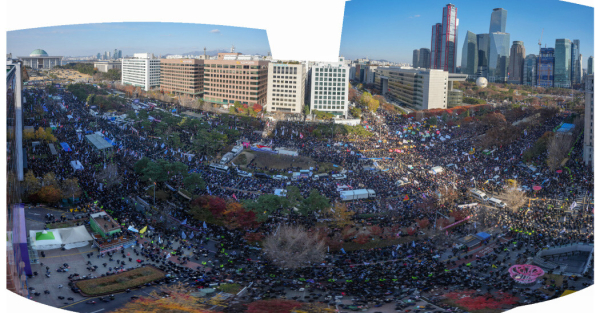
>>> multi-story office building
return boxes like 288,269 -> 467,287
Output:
105,51 -> 110,60
508,41 -> 525,84
431,23 -> 442,70
587,56 -> 593,75
373,67 -> 467,110
571,40 -> 581,85
476,34 -> 490,78
440,4 -> 458,73
419,48 -> 431,69
461,31 -> 478,78
202,53 -> 269,107
523,54 -> 538,86
266,61 -> 306,114
488,32 -> 510,82
349,66 -> 357,80
113,49 -> 118,60
118,50 -> 123,59
364,65 -> 378,84
97,53 -> 102,60
583,74 -> 594,167
413,50 -> 420,68
489,8 -> 507,33
121,53 -> 161,92
94,60 -> 122,73
159,58 -> 204,97
309,59 -> 349,118
18,49 -> 62,70
537,48 -> 555,87
554,39 -> 572,88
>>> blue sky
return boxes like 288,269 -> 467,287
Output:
7,22 -> 271,57
340,0 -> 594,64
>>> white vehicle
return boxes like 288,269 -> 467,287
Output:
469,189 -> 489,202
331,174 -> 347,180
272,175 -> 289,180
487,197 -> 506,208
340,189 -> 376,201
395,177 -> 410,187
429,166 -> 444,175
312,173 -> 328,181
237,170 -> 252,177
208,163 -> 229,172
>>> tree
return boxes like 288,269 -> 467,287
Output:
134,157 -> 152,174
165,161 -> 188,177
24,170 -> 41,196
546,134 -> 572,171
328,202 -> 355,228
247,299 -> 303,313
299,189 -> 330,216
437,187 -> 459,207
244,194 -> 290,221
183,173 -> 205,191
61,178 -> 81,199
37,185 -> 61,203
501,185 -> 528,212
42,172 -> 59,188
349,107 -> 362,118
111,284 -> 218,313
223,202 -> 258,230
263,225 -> 326,268
285,186 -> 303,208
142,160 -> 171,183
367,98 -> 380,112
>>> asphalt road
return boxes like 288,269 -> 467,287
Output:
61,285 -> 163,313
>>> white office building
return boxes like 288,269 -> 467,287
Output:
266,61 -> 306,114
309,58 -> 350,118
121,53 -> 160,91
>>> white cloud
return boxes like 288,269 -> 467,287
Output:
409,15 -> 421,19
210,29 -> 221,34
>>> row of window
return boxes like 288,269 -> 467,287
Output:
313,104 -> 345,110
272,66 -> 298,74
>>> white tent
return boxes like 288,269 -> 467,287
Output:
70,160 -> 84,171
58,226 -> 93,250
30,226 -> 93,250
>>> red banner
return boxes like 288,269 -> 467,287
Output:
440,215 -> 472,230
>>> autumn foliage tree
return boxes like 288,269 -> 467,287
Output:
246,299 -> 303,313
327,202 -> 355,228
111,284 -> 218,313
37,185 -> 61,203
223,201 -> 258,230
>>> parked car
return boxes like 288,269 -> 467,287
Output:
254,173 -> 272,179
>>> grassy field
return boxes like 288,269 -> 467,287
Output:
75,266 -> 165,296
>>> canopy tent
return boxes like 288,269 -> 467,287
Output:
30,226 -> 94,250
557,123 -> 575,133
60,142 -> 72,152
85,133 -> 114,151
48,143 -> 58,156
70,160 -> 84,171
475,232 -> 492,241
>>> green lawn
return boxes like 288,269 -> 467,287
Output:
75,266 -> 165,296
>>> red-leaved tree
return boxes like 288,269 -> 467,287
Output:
246,299 -> 303,313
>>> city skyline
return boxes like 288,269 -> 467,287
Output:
7,22 -> 271,58
339,0 -> 593,65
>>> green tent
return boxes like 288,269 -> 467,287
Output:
36,231 -> 56,241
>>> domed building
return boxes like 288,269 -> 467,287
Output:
18,49 -> 62,70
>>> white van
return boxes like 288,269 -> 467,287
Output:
469,189 -> 489,202
331,174 -> 347,180
487,197 -> 506,208
312,173 -> 329,181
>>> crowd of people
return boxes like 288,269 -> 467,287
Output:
22,84 -> 593,311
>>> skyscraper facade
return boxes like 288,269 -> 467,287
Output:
97,53 -> 101,60
489,8 -> 507,33
554,39 -> 571,88
488,32 -> 510,82
571,40 -> 581,85
430,23 -> 442,70
460,31 -> 478,77
583,74 -> 594,167
118,50 -> 123,59
508,41 -> 525,84
524,54 -> 537,86
476,34 -> 490,78
440,4 -> 458,73
413,49 -> 420,68
419,48 -> 431,69
537,48 -> 555,87
588,56 -> 594,75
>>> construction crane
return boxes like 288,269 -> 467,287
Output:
537,29 -> 544,87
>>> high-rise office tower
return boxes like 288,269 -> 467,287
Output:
419,48 -> 431,69
588,56 -> 594,75
571,40 -> 581,85
476,34 -> 490,77
113,49 -> 118,60
583,74 -> 594,167
461,31 -> 478,77
440,3 -> 458,73
489,32 -> 510,82
489,8 -> 507,33
554,39 -> 571,88
413,49 -> 420,68
431,23 -> 442,69
537,48 -> 555,87
97,53 -> 101,60
508,41 -> 525,84
118,50 -> 123,59
524,54 -> 537,86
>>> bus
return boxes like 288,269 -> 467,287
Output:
209,163 -> 229,173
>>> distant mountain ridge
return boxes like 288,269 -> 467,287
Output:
165,49 -> 233,57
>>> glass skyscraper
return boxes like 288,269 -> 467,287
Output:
413,49 -> 420,68
508,41 -> 525,84
489,8 -> 507,33
461,31 -> 478,77
538,48 -> 555,87
489,32 -> 510,82
524,54 -> 538,86
571,40 -> 581,85
554,39 -> 571,88
419,48 -> 431,69
430,23 -> 442,70
476,34 -> 489,77
588,56 -> 594,75
440,4 -> 458,73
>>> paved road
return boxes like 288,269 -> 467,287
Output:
61,285 -> 163,313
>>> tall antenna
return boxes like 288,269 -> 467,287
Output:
231,44 -> 235,53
